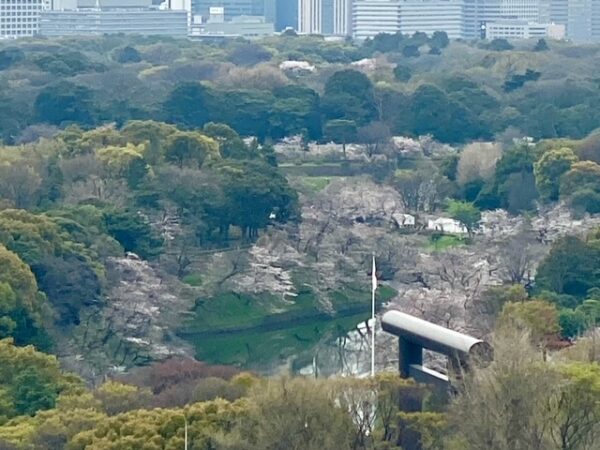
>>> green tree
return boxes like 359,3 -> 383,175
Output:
0,339 -> 79,420
478,284 -> 528,318
558,308 -> 588,338
321,69 -> 376,125
214,160 -> 299,239
163,82 -> 211,129
402,44 -> 421,58
34,82 -> 96,126
450,331 -> 600,450
550,363 -> 600,449
409,85 -> 484,143
164,131 -> 219,168
0,209 -> 103,330
0,246 -> 46,347
393,64 -> 412,82
272,84 -> 321,140
202,122 -> 251,160
499,300 -> 561,349
430,31 -> 450,49
113,46 -> 141,64
534,147 -> 578,201
103,209 -> 162,259
67,400 -> 247,450
477,144 -> 539,213
536,235 -> 599,298
560,161 -> 600,213
227,42 -> 272,66
447,200 -> 481,236
94,382 -> 152,416
569,188 -> 600,214
237,378 -> 354,450
120,120 -> 178,165
208,89 -> 274,141
13,368 -> 59,416
96,143 -> 148,186
364,32 -> 403,53
0,47 -> 24,71
323,119 -> 357,158
533,38 -> 549,52
487,38 -> 514,51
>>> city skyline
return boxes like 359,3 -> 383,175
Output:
1,0 -> 599,41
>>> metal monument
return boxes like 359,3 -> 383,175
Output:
382,310 -> 493,388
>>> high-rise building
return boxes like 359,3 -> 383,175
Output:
298,0 -> 350,35
463,0 -> 502,39
263,0 -> 276,22
593,0 -> 600,41
500,0 -> 540,21
39,8 -> 189,36
352,0 -> 402,38
353,0 -> 465,39
0,0 -> 43,37
567,0 -> 591,41
298,0 -> 321,33
275,0 -> 297,30
398,0 -> 466,39
540,0 -> 600,42
333,0 -> 351,34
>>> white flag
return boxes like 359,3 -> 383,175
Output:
372,255 -> 377,293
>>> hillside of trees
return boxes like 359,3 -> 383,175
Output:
0,32 -> 599,449
0,34 -> 599,145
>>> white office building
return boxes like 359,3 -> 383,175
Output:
353,0 -> 465,39
332,0 -> 351,34
399,0 -> 465,39
0,0 -> 43,37
539,0 -> 600,42
485,19 -> 565,39
39,8 -> 189,36
593,0 -> 600,41
500,0 -> 540,21
352,0 -> 402,38
298,0 -> 350,35
298,0 -> 321,32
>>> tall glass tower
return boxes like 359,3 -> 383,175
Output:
275,0 -> 297,30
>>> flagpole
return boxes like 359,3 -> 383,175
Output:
371,254 -> 376,378
184,415 -> 188,450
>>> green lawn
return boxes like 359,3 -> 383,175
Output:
301,176 -> 334,192
427,234 -> 468,252
182,273 -> 203,287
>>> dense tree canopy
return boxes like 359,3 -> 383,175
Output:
0,34 -> 599,450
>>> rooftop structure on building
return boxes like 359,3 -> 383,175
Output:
192,0 -> 275,22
